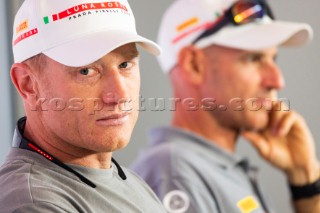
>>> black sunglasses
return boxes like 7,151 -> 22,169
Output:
193,0 -> 275,44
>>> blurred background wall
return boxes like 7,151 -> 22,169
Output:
0,0 -> 24,163
1,1 -> 319,212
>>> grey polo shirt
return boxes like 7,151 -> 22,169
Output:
132,127 -> 274,213
0,121 -> 166,213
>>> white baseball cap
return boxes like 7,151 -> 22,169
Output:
158,0 -> 313,73
12,0 -> 161,67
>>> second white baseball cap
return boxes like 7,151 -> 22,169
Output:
157,0 -> 313,73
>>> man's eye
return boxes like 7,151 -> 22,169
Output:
119,62 -> 130,69
75,67 -> 100,84
247,54 -> 262,62
79,68 -> 96,76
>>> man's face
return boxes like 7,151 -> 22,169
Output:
200,45 -> 285,131
34,43 -> 140,153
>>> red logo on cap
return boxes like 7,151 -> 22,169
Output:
44,2 -> 128,24
13,28 -> 38,46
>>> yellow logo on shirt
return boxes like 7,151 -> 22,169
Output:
237,196 -> 259,213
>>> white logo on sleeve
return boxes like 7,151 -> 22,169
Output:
163,190 -> 190,213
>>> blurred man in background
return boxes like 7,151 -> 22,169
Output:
132,0 -> 320,212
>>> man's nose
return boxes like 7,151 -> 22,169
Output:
101,71 -> 129,107
261,62 -> 285,90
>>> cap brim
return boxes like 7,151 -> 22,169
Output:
196,20 -> 313,51
43,30 -> 161,67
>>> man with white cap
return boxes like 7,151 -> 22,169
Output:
132,0 -> 320,212
0,0 -> 166,212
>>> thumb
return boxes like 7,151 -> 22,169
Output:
241,131 -> 270,158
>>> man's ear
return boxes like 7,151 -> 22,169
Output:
10,63 -> 38,106
177,45 -> 206,85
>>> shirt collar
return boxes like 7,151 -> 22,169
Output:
148,126 -> 253,170
12,117 -> 27,148
11,116 -> 127,186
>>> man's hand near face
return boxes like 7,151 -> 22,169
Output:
242,101 -> 320,213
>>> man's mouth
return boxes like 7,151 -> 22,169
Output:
96,112 -> 130,126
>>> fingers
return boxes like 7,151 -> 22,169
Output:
268,101 -> 282,134
241,131 -> 270,158
268,101 -> 296,137
276,111 -> 298,136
